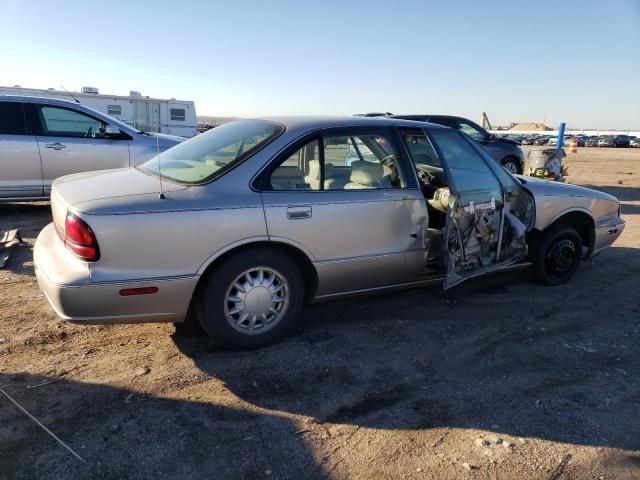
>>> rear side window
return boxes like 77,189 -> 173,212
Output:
267,132 -> 408,191
0,102 -> 26,135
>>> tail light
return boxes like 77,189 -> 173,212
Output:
58,213 -> 100,261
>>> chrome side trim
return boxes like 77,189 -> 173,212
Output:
314,248 -> 425,265
311,276 -> 444,302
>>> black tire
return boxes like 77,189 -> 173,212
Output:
532,225 -> 583,286
502,157 -> 521,174
196,248 -> 304,350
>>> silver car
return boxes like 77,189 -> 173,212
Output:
34,117 -> 625,349
0,95 -> 184,200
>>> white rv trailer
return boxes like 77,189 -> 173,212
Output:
0,86 -> 198,137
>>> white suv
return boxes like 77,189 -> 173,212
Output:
0,95 -> 184,201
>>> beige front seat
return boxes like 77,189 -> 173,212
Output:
344,161 -> 384,189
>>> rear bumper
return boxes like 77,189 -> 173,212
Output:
592,218 -> 625,256
34,223 -> 198,324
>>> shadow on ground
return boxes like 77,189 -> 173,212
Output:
0,372 -> 324,479
171,247 -> 640,457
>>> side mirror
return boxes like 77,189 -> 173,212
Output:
103,125 -> 122,138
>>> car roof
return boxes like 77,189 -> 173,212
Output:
390,114 -> 463,120
255,115 -> 447,131
0,94 -> 83,107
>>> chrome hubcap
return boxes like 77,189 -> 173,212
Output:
224,267 -> 289,335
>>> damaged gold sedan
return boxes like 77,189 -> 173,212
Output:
34,117 -> 624,349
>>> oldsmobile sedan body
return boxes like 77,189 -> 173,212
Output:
34,117 -> 625,349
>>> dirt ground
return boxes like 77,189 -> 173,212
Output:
1,147 -> 639,480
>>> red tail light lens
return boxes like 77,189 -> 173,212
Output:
62,213 -> 100,261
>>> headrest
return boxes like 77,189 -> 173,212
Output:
307,160 -> 333,180
349,161 -> 383,186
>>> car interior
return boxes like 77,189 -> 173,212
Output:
269,135 -> 402,191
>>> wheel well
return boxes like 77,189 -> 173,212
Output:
531,211 -> 595,259
193,241 -> 318,304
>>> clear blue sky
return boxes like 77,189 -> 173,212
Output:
1,0 -> 638,129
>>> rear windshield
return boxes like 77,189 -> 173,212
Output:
138,120 -> 283,184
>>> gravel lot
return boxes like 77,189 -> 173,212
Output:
1,147 -> 639,479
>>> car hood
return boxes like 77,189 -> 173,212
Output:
497,137 -> 520,146
52,168 -> 189,208
516,175 -> 617,201
142,132 -> 186,148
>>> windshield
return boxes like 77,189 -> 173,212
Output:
138,120 -> 283,184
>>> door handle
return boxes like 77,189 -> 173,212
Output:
45,142 -> 66,150
287,205 -> 312,219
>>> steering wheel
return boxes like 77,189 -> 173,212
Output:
379,154 -> 396,167
416,164 -> 436,184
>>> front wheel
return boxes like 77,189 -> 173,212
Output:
196,248 -> 304,350
532,225 -> 583,286
502,158 -> 521,174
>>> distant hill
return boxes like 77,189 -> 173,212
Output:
198,116 -> 242,126
510,122 -> 552,131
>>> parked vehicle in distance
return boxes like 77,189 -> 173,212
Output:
584,136 -> 600,147
533,136 -> 551,145
387,114 -> 525,174
34,116 -> 625,349
546,136 -> 559,146
0,96 -> 184,200
630,137 -> 640,148
598,136 -> 615,147
521,136 -> 536,145
612,135 -> 631,147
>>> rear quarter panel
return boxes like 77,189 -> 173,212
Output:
82,199 -> 268,283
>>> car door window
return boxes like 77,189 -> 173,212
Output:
268,132 -> 408,191
40,106 -> 106,138
429,129 -> 501,202
457,121 -> 487,142
325,134 -> 405,190
403,134 -> 441,167
0,102 -> 26,135
269,139 -> 321,190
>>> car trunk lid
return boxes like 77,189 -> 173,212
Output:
50,168 -> 189,232
52,168 -> 188,206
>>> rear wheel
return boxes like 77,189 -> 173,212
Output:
196,248 -> 304,350
532,225 -> 583,286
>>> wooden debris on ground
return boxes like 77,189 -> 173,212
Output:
0,229 -> 22,268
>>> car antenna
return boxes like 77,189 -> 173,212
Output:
157,134 -> 165,199
59,85 -> 80,103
